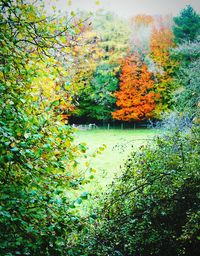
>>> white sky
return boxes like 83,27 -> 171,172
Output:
45,0 -> 200,17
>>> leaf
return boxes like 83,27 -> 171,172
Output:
70,11 -> 76,17
75,198 -> 82,204
80,191 -> 89,199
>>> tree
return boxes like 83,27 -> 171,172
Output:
0,1 -> 91,254
64,22 -> 104,104
149,25 -> 177,116
93,10 -> 130,66
173,5 -> 200,44
74,64 -> 119,121
172,40 -> 200,118
150,26 -> 174,67
112,54 -> 159,121
129,14 -> 154,54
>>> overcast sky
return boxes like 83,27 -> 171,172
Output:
46,0 -> 200,17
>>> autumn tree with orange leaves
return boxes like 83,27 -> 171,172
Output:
149,23 -> 177,115
112,54 -> 159,121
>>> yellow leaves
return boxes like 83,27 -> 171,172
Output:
28,13 -> 35,21
64,139 -> 71,148
75,27 -> 81,34
55,85 -> 60,92
17,33 -> 23,40
10,143 -> 16,148
65,47 -> 71,54
60,36 -> 66,44
85,161 -> 90,168
21,4 -> 27,9
48,57 -> 56,64
17,132 -> 22,137
70,11 -> 76,17
31,95 -> 39,102
29,59 -> 71,113
90,168 -> 96,173
67,0 -> 72,6
49,25 -> 56,34
150,27 -> 174,67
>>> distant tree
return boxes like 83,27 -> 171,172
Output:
132,14 -> 154,27
112,54 -> 159,121
129,14 -> 154,54
93,10 -> 130,65
172,40 -> 200,118
149,25 -> 177,116
150,26 -> 174,67
75,64 -> 119,121
173,5 -> 200,44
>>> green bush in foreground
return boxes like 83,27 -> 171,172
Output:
0,1 -> 90,255
84,124 -> 200,256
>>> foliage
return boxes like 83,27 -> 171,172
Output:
132,14 -> 154,27
85,124 -> 200,256
112,54 -> 159,121
173,5 -> 200,44
93,10 -> 130,66
150,26 -> 174,67
149,25 -> 177,116
172,39 -> 200,118
65,25 -> 104,113
74,64 -> 118,121
0,1 -> 91,254
129,14 -> 154,53
1,1 -> 200,255
70,11 -> 130,123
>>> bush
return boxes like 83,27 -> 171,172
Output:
85,124 -> 200,256
0,1 -> 90,255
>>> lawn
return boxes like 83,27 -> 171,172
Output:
75,128 -> 159,194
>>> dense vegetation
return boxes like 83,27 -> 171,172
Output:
79,6 -> 200,255
0,1 -> 199,255
0,1 -> 93,254
84,124 -> 200,256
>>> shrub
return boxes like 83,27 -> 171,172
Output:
86,124 -> 200,256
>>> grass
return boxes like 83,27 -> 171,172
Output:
75,128 -> 159,193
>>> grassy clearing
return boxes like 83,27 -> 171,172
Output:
75,128 -> 159,193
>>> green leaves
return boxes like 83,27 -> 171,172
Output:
80,191 -> 89,199
0,0 -> 91,254
89,125 -> 200,255
173,5 -> 200,44
76,64 -> 119,121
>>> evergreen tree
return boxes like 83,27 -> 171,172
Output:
173,5 -> 200,44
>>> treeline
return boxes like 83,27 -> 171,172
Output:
67,6 -> 200,124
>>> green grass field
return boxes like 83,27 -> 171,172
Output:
75,128 -> 159,194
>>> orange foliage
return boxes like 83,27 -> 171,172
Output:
149,25 -> 177,115
150,26 -> 174,67
112,54 -> 159,121
132,14 -> 154,27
